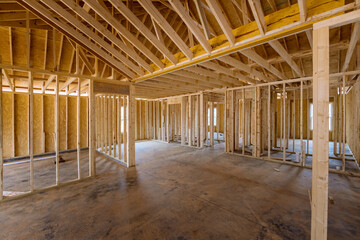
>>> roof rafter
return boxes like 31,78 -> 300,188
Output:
204,0 -> 235,45
83,0 -> 165,70
138,0 -> 193,60
18,0 -> 135,79
108,0 -> 177,66
169,0 -> 212,54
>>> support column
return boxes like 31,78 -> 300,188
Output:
55,75 -> 60,184
127,85 -> 136,167
311,26 -> 329,240
29,71 -> 34,191
0,64 -> 3,200
199,93 -> 204,148
210,101 -> 214,146
181,97 -> 186,145
77,78 -> 81,179
89,80 -> 95,176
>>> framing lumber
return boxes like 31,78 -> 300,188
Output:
311,26 -> 329,240
205,0 -> 235,45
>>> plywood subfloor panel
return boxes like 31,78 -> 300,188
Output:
1,141 -> 359,239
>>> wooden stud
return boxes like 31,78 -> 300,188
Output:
29,71 -> 34,191
127,85 -> 135,167
55,75 -> 60,184
283,83 -> 286,161
342,76 -> 346,171
123,95 -> 127,162
242,89 -> 245,155
268,85 -> 271,159
77,78 -> 81,180
181,97 -> 186,145
0,65 -> 3,200
210,101 -> 214,146
311,26 -> 329,240
300,81 -> 304,166
112,95 -> 116,158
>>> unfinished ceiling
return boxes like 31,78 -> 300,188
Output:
0,0 -> 358,98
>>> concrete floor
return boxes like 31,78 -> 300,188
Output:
1,141 -> 360,239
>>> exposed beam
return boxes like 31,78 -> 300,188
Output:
341,22 -> 360,72
219,55 -> 269,81
248,0 -> 266,35
83,0 -> 165,70
42,74 -> 56,93
2,69 -> 14,91
61,0 -> 154,73
139,0 -> 193,60
200,61 -> 256,84
18,0 -> 136,79
205,0 -> 235,45
41,0 -> 144,76
268,40 -> 304,77
298,0 -> 307,22
194,0 -> 211,40
106,0 -> 177,66
169,0 -> 212,54
241,49 -> 286,79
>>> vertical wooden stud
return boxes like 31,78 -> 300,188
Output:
311,26 -> 329,240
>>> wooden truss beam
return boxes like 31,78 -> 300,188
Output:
107,0 -> 177,65
139,0 -> 193,60
18,0 -> 135,79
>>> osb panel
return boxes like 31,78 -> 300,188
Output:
80,97 -> 88,148
33,94 -> 43,155
59,96 -> 67,150
346,81 -> 360,164
30,29 -> 46,70
2,93 -> 13,158
15,94 -> 28,157
12,28 -> 27,67
44,95 -> 55,153
0,27 -> 11,65
67,97 -> 77,149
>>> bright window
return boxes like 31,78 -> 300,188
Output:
121,106 -> 124,133
310,103 -> 332,131
207,107 -> 217,126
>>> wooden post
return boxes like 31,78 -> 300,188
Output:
307,87 -> 310,154
216,103 -> 220,142
167,101 -> 170,142
300,81 -> 304,166
55,75 -> 60,184
311,26 -> 329,240
293,90 -> 296,152
234,93 -> 239,150
112,95 -> 116,157
254,87 -> 261,157
89,80 -> 95,176
181,97 -> 186,145
0,64 -> 3,200
118,96 -> 122,160
200,93 -> 204,148
210,101 -> 214,146
283,83 -> 286,161
342,76 -> 346,171
127,85 -> 135,167
123,95 -> 127,162
188,95 -> 192,146
145,101 -> 149,139
242,89 -> 245,154
29,71 -> 34,191
77,78 -> 81,179
268,85 -> 271,159
196,96 -> 200,147
333,94 -> 338,155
